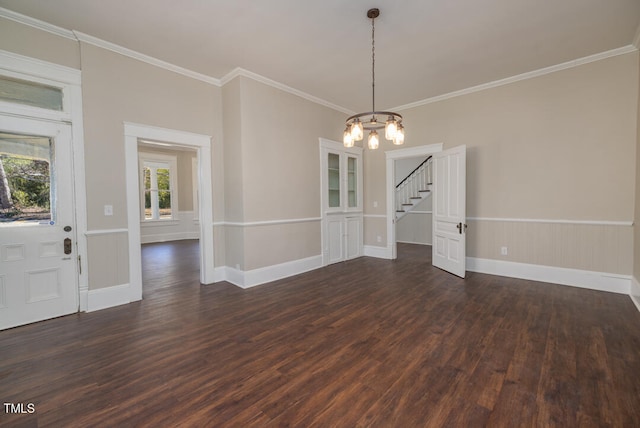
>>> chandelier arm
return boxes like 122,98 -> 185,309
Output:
346,111 -> 403,123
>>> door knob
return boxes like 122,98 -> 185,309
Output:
64,238 -> 72,255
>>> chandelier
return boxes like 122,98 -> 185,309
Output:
344,8 -> 404,150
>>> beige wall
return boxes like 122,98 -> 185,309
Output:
366,51 -> 639,275
223,76 -> 344,270
0,17 -> 79,69
78,43 -> 224,289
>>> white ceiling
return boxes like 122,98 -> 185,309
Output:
1,0 -> 639,112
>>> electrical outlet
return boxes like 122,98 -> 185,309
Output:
500,246 -> 508,256
377,235 -> 382,243
373,201 -> 378,208
104,205 -> 113,216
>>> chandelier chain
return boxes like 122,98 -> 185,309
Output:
371,14 -> 375,114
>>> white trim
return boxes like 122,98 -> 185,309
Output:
223,255 -> 323,289
384,143 -> 444,160
363,245 -> 393,259
0,7 -> 76,40
0,50 -> 81,85
223,217 -> 322,227
124,123 -> 215,302
466,217 -> 632,226
221,68 -> 353,115
406,211 -> 433,215
466,257 -> 631,295
392,45 -> 638,112
141,231 -> 199,244
85,228 -> 128,236
630,277 -> 640,313
86,283 -> 131,312
74,31 -> 220,86
364,214 -> 387,219
385,143 -> 444,259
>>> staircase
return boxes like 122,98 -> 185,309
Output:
395,156 -> 433,220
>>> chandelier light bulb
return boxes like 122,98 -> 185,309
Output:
393,124 -> 405,145
385,116 -> 397,140
343,126 -> 354,147
351,119 -> 364,141
368,130 -> 379,150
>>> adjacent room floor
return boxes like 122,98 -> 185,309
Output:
1,241 -> 639,426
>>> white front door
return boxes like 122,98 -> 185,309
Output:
432,145 -> 466,278
0,115 -> 78,330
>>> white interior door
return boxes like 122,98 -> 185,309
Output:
0,115 -> 78,330
432,145 -> 466,278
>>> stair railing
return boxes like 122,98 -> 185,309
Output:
395,156 -> 432,212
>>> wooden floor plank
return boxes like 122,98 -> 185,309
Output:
1,240 -> 640,427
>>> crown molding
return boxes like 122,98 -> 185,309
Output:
392,45 -> 639,112
221,67 -> 354,115
0,7 -> 76,40
73,31 -> 221,86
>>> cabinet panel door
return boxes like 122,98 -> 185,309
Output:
327,216 -> 344,264
345,217 -> 361,260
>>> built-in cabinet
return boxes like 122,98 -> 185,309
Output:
320,139 -> 363,265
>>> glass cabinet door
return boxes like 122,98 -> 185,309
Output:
347,156 -> 357,208
328,152 -> 340,208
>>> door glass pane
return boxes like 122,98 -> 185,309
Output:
0,76 -> 64,111
347,156 -> 357,208
0,132 -> 53,224
328,153 -> 340,208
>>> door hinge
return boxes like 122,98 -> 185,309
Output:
77,254 -> 82,275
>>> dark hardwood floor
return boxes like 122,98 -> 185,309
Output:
2,240 -> 640,427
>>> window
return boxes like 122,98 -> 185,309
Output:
0,131 -> 54,224
139,153 -> 178,221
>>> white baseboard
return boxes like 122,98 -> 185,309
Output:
223,255 -> 323,289
87,283 -> 132,312
141,232 -> 199,244
631,276 -> 640,313
396,240 -> 432,246
467,257 -> 631,295
79,288 -> 88,311
363,245 -> 393,259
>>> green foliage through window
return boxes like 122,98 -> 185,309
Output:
0,154 -> 51,222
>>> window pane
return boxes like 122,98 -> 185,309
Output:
144,190 -> 152,219
328,153 -> 340,208
0,76 -> 63,111
0,132 -> 53,224
158,190 -> 171,219
157,168 -> 170,191
143,167 -> 151,190
348,156 -> 357,208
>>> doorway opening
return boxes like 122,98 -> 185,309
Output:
124,123 -> 214,304
385,143 -> 443,260
137,141 -> 201,295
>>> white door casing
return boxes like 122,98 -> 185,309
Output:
0,116 -> 78,330
432,145 -> 466,277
